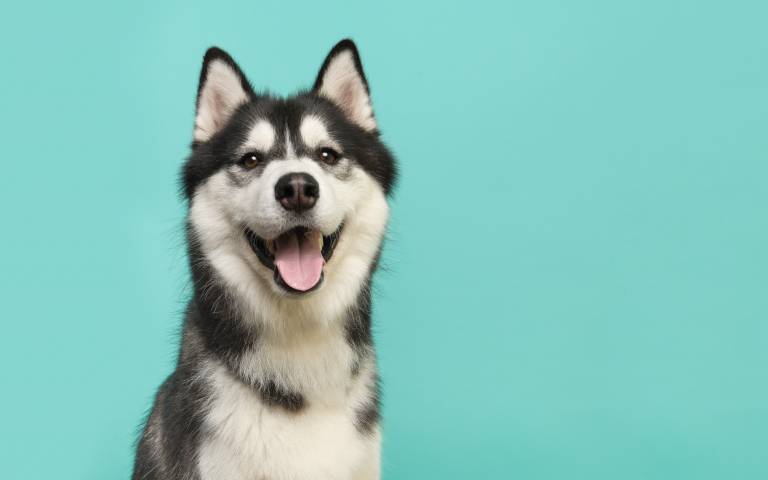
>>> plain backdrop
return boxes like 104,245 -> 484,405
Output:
1,1 -> 767,478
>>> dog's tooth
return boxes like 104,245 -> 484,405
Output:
266,240 -> 275,254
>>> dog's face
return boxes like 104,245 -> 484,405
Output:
183,41 -> 396,320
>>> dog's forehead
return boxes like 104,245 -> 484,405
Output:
239,103 -> 335,155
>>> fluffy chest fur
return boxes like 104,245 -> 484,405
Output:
198,358 -> 380,480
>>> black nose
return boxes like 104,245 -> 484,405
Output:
274,173 -> 319,213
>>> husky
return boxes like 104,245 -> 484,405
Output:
132,39 -> 397,480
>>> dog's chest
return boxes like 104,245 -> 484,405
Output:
197,363 -> 379,480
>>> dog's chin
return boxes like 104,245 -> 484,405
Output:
245,225 -> 342,296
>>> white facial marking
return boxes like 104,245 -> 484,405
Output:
242,120 -> 276,152
300,115 -> 341,151
194,59 -> 249,142
284,126 -> 297,159
317,50 -> 377,131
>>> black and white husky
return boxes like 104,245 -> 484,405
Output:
132,40 -> 396,480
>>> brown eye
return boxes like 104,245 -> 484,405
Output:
317,147 -> 341,165
239,152 -> 262,169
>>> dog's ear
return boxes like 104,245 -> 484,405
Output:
313,39 -> 377,132
193,47 -> 253,142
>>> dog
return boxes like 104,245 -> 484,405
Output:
132,39 -> 397,480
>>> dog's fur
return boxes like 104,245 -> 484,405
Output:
132,40 -> 396,480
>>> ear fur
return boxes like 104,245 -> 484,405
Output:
313,39 -> 377,132
194,47 -> 253,142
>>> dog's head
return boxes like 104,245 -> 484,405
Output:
183,40 -> 396,319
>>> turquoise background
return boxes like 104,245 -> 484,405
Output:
1,1 -> 767,478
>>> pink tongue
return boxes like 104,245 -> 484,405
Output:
274,231 -> 324,291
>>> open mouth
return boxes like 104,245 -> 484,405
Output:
245,225 -> 342,294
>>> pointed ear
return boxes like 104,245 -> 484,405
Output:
193,47 -> 253,142
313,39 -> 377,132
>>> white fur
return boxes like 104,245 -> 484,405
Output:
285,126 -> 297,159
243,120 -> 277,152
198,360 -> 380,480
194,59 -> 249,142
238,318 -> 355,398
300,115 -> 342,151
317,50 -> 377,131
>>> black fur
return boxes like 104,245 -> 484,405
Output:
188,238 -> 258,360
133,325 -> 214,480
133,40 -> 396,479
254,378 -> 306,412
354,374 -> 381,435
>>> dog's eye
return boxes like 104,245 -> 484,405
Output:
317,147 -> 341,165
239,152 -> 263,169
